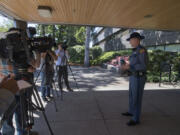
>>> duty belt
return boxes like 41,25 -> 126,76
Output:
131,71 -> 146,77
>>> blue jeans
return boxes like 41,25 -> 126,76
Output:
1,116 -> 14,135
40,72 -> 52,98
41,86 -> 51,98
1,99 -> 26,135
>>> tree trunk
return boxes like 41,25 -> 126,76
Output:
52,25 -> 55,39
42,25 -> 45,36
14,19 -> 27,30
84,26 -> 91,67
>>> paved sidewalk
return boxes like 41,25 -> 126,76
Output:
33,66 -> 180,135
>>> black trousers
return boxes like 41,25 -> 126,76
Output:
57,65 -> 70,90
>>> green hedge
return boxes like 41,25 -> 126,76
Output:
91,49 -> 180,82
90,50 -> 132,65
90,46 -> 103,59
68,45 -> 103,64
68,45 -> 85,64
68,46 -> 180,82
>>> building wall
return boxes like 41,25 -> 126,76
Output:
92,28 -> 180,52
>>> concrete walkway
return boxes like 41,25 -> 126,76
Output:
33,66 -> 180,135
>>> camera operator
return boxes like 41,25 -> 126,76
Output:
0,57 -> 40,135
55,43 -> 73,92
0,28 -> 41,135
39,50 -> 57,102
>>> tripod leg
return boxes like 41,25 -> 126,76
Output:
32,85 -> 54,135
27,89 -> 34,126
51,84 -> 58,112
20,93 -> 25,131
32,90 -> 43,111
30,95 -> 34,126
67,64 -> 79,90
55,67 -> 60,98
41,111 -> 54,135
60,75 -> 64,101
56,68 -> 64,101
53,78 -> 60,98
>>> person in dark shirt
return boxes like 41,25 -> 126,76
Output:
40,50 -> 57,102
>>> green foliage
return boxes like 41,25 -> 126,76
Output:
75,27 -> 86,44
0,27 -> 9,32
36,24 -> 85,47
67,45 -> 103,64
90,46 -> 102,60
146,50 -> 180,82
68,45 -> 85,64
90,49 -> 180,83
91,50 -> 132,65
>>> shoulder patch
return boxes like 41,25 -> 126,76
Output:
139,49 -> 145,54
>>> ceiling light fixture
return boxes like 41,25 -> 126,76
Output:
144,14 -> 153,18
38,6 -> 52,18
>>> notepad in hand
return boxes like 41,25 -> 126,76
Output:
17,80 -> 32,90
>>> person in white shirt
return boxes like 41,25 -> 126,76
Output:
55,43 -> 73,92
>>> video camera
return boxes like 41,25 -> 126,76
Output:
28,36 -> 56,53
0,27 -> 56,66
27,27 -> 56,53
0,28 -> 30,67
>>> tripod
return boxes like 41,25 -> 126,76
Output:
0,99 -> 18,131
55,49 -> 79,95
63,49 -> 79,90
16,71 -> 54,135
34,61 -> 59,112
54,67 -> 64,101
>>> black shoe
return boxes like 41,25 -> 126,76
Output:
122,112 -> 133,117
67,88 -> 73,92
127,120 -> 140,126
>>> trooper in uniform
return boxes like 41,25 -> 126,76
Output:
121,32 -> 148,126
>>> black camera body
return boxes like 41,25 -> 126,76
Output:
61,44 -> 68,50
0,27 -> 56,68
0,28 -> 28,62
28,37 -> 56,53
27,27 -> 56,53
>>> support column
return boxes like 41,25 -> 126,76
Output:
84,26 -> 91,67
14,19 -> 27,30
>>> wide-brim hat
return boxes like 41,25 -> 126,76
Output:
126,32 -> 145,41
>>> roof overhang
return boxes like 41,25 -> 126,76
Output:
0,0 -> 180,31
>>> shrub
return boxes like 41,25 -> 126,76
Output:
91,50 -> 132,65
68,45 -> 85,64
90,46 -> 102,60
91,49 -> 180,83
68,46 -> 180,83
68,45 -> 103,64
